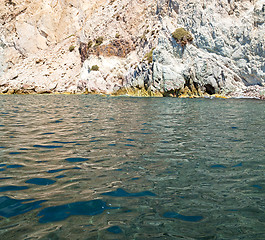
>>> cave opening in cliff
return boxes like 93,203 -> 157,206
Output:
205,84 -> 215,95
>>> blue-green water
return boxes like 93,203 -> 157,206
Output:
0,95 -> 264,240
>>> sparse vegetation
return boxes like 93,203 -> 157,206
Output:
5,0 -> 16,6
87,40 -> 93,49
69,45 -> 75,52
91,65 -> 99,71
172,28 -> 193,46
144,48 -> 155,64
115,33 -> 120,38
140,34 -> 147,42
95,37 -> 104,46
65,34 -> 75,39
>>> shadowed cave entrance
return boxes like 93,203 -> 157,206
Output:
205,84 -> 215,95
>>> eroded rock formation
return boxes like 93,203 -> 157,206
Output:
0,0 -> 264,98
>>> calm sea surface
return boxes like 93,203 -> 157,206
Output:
0,95 -> 264,240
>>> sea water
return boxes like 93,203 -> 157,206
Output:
0,95 -> 264,240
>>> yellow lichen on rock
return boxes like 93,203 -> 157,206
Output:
113,87 -> 163,97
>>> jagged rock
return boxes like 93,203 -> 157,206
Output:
0,0 -> 264,98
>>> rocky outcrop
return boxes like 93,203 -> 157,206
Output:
1,0 -> 265,98
78,0 -> 265,98
0,0 -> 84,93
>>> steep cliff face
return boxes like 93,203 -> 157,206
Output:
0,0 -> 264,98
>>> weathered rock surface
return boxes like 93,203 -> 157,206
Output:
0,0 -> 264,98
120,0 -> 265,98
0,0 -> 84,93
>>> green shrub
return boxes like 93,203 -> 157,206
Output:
172,28 -> 193,45
144,48 -> 155,64
69,45 -> 75,52
95,37 -> 103,46
144,29 -> 150,34
91,65 -> 99,71
140,34 -> 147,42
87,40 -> 93,49
115,33 -> 120,38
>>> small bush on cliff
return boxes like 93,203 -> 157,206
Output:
144,48 -> 155,64
87,40 -> 93,49
140,34 -> 147,42
69,45 -> 75,52
172,28 -> 193,46
91,65 -> 99,71
95,37 -> 104,46
5,0 -> 16,6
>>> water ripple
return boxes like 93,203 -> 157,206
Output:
0,186 -> 29,192
0,196 -> 46,218
37,199 -> 118,223
25,178 -> 56,186
101,188 -> 156,197
163,212 -> 204,222
0,95 -> 264,239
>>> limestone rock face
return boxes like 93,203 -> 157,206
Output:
0,0 -> 265,98
0,0 -> 85,93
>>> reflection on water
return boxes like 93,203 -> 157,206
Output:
25,178 -> 56,186
0,196 -> 46,218
38,199 -> 118,224
0,95 -> 265,239
101,188 -> 156,197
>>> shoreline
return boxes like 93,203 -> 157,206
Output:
1,91 -> 264,100
1,0 -> 264,103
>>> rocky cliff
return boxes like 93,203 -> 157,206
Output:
0,0 -> 264,98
